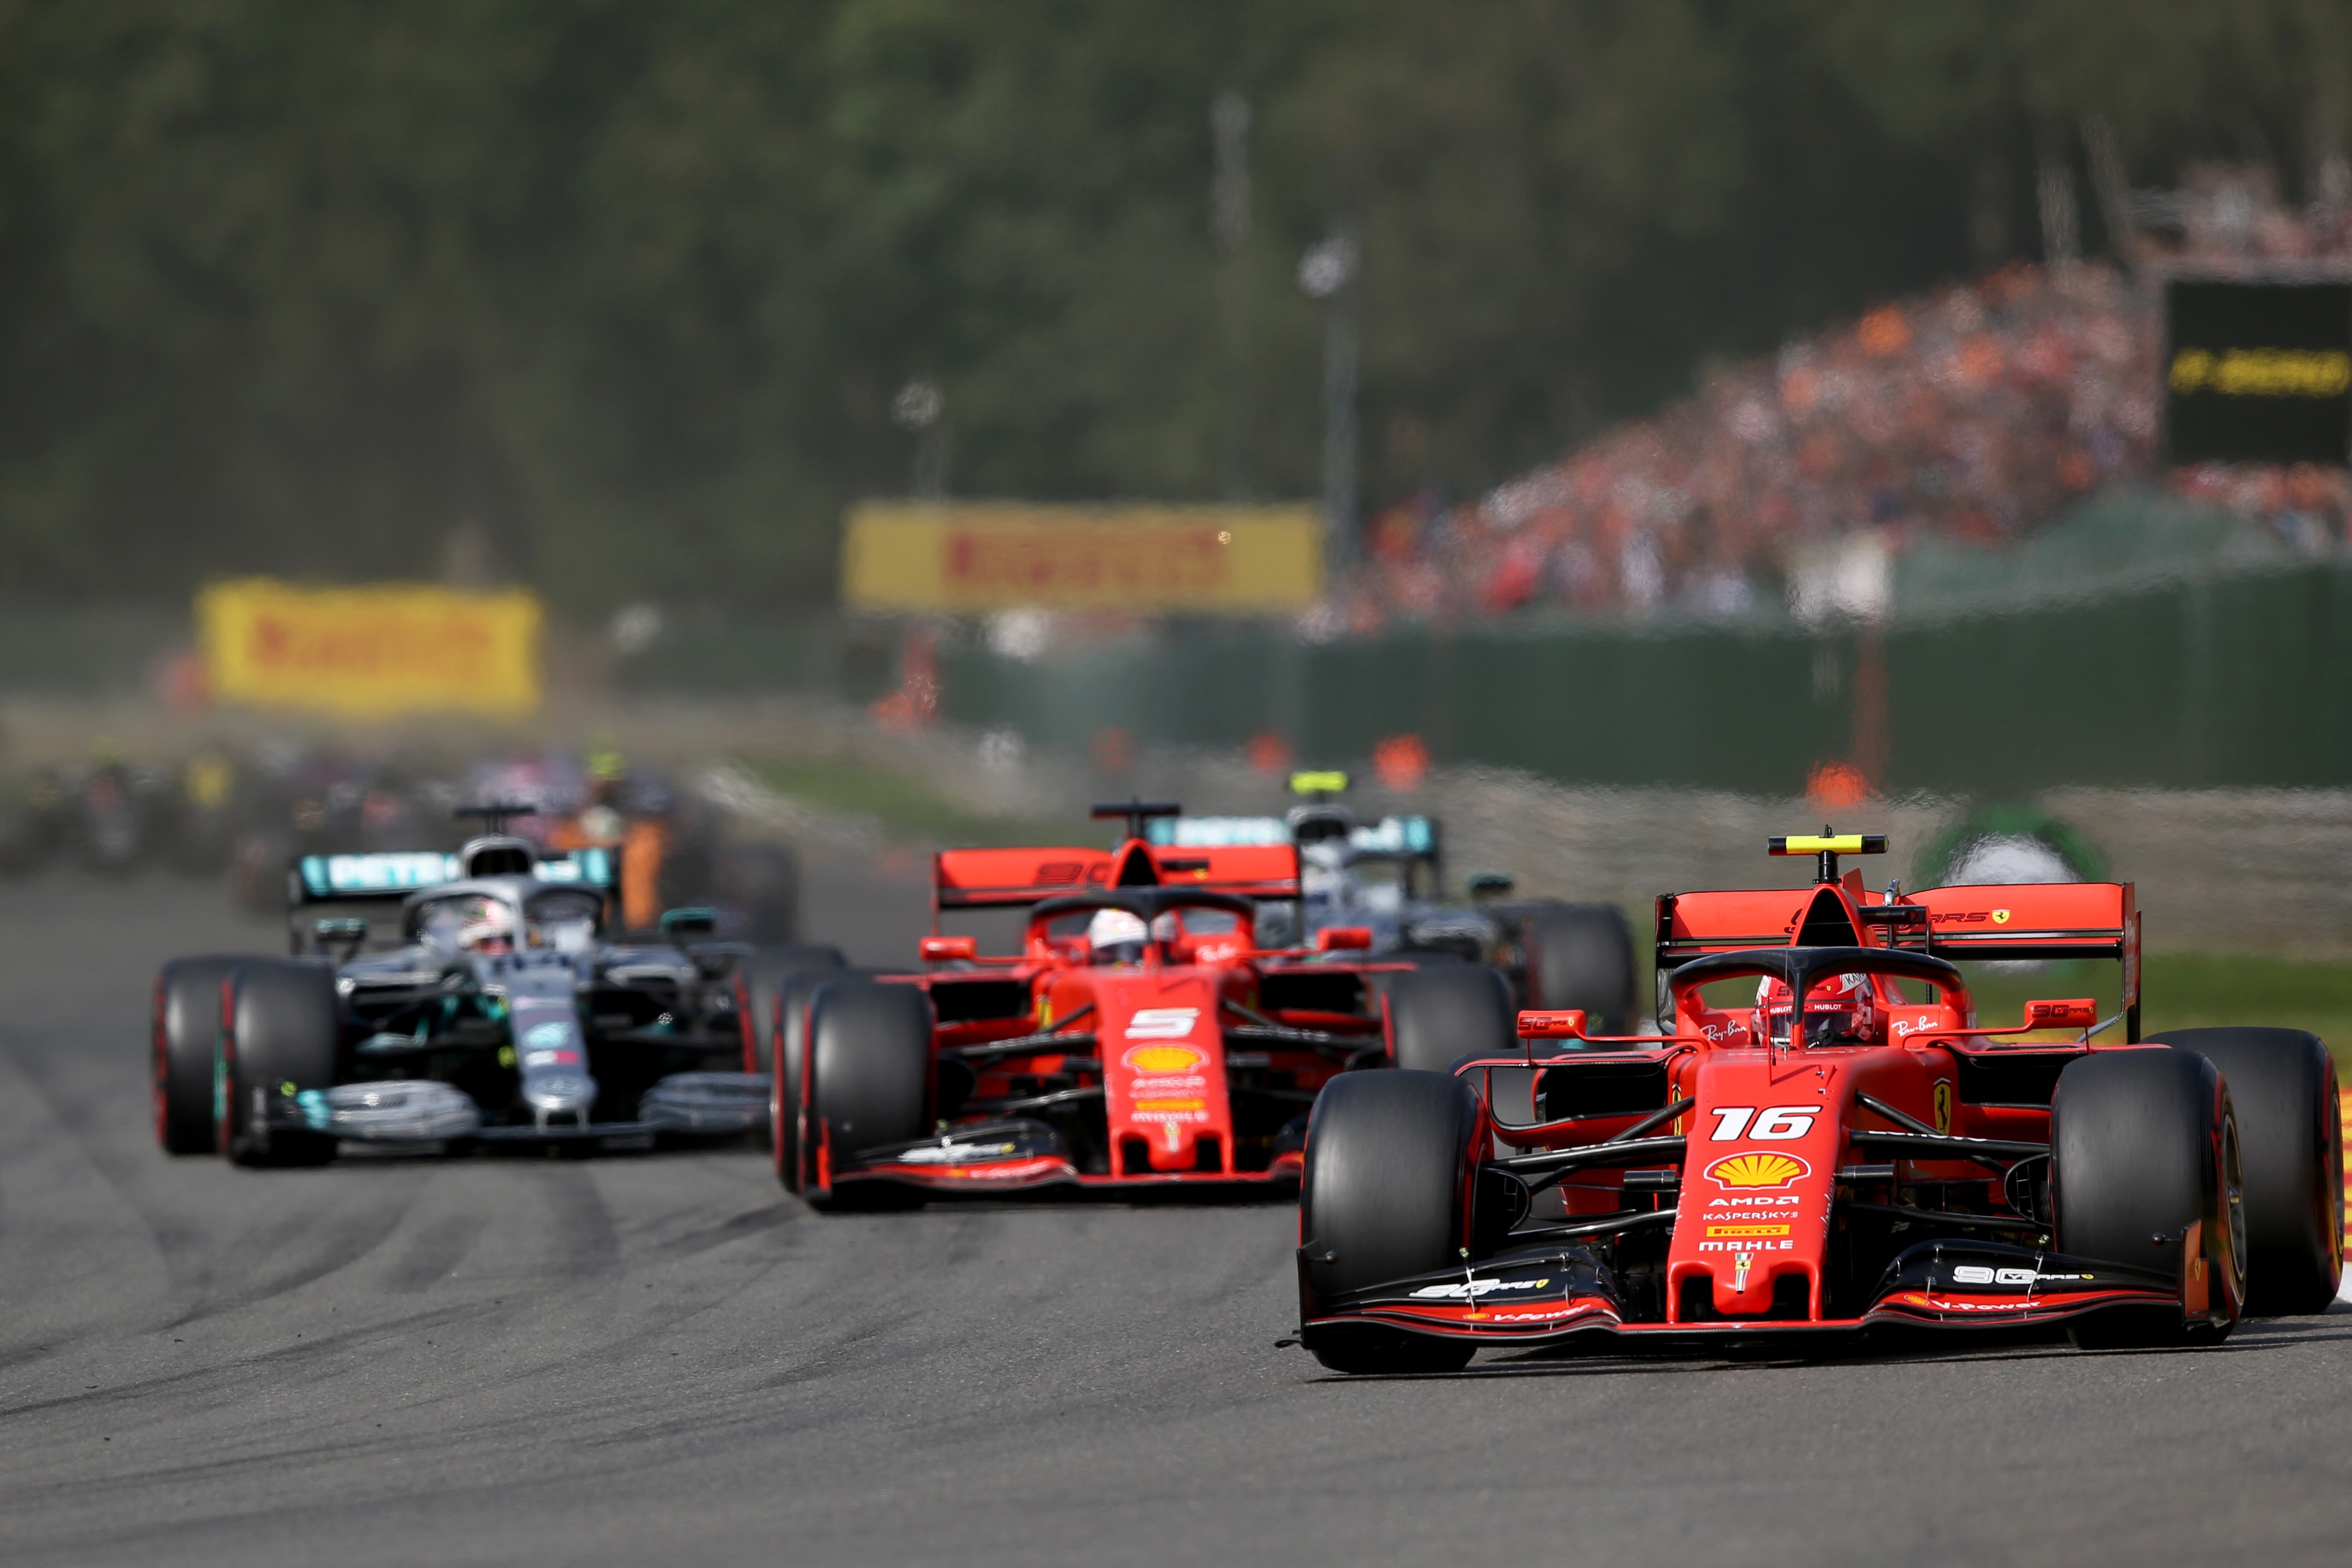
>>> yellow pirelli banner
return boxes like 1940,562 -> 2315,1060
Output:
842,502 -> 1324,613
197,579 -> 542,716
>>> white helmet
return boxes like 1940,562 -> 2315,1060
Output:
1086,907 -> 1150,965
457,899 -> 519,954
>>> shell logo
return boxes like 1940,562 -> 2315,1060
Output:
1123,1043 -> 1206,1074
1703,1151 -> 1811,1190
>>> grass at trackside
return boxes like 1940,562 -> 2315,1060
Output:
1959,954 -> 2352,1061
737,751 -> 1088,848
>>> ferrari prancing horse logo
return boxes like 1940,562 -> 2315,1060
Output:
1932,1081 -> 1953,1133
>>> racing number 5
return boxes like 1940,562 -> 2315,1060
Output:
1708,1105 -> 1817,1142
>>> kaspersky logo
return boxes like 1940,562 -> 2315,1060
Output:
1703,1151 -> 1810,1190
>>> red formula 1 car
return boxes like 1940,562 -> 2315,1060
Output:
771,803 -> 1503,1206
1294,832 -> 2345,1372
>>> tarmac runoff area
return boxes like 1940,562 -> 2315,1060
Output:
2,867 -> 2352,1567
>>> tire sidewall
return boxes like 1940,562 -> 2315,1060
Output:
2052,1047 -> 2241,1328
222,959 -> 342,1167
1300,1070 -> 1482,1311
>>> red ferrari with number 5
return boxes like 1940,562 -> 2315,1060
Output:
1293,831 -> 2343,1372
772,802 -> 1510,1206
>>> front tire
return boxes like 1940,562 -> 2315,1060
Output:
155,957 -> 241,1155
2152,1027 -> 2343,1315
772,967 -> 845,1192
1298,1071 -> 1482,1374
2053,1048 -> 2242,1348
220,959 -> 342,1168
803,981 -> 934,1211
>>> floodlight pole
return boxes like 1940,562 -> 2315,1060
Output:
1212,91 -> 1253,501
892,378 -> 947,501
1299,231 -> 1359,578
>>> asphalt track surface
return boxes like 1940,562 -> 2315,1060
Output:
5,863 -> 2352,1567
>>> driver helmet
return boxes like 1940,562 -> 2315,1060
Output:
1086,907 -> 1150,966
1753,971 -> 1882,1048
457,898 -> 519,955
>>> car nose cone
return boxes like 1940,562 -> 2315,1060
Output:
523,1071 -> 596,1113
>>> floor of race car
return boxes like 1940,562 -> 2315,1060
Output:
3,872 -> 2351,1568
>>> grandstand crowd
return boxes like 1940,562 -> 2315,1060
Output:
1339,167 -> 2352,629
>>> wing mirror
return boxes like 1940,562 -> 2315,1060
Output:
2024,997 -> 2099,1030
920,935 -> 979,963
1518,1009 -> 1587,1039
1466,871 -> 1515,900
313,916 -> 368,958
660,907 -> 718,940
1314,925 -> 1373,952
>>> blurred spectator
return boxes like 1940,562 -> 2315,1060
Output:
1336,169 -> 2352,626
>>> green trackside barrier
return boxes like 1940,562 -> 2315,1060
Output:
929,560 -> 2352,796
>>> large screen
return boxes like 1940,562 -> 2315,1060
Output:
2166,280 -> 2352,465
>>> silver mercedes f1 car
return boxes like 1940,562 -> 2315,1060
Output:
152,814 -> 771,1164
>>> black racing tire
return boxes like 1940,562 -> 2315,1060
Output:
154,957 -> 242,1155
2053,1048 -> 2243,1349
771,967 -> 845,1192
720,843 -> 803,944
2150,1027 -> 2343,1316
220,959 -> 342,1168
742,943 -> 848,1072
1387,964 -> 1515,1075
1298,1071 -> 1482,1374
1520,904 -> 1636,1033
803,981 -> 934,1211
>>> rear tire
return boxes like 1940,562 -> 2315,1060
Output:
2053,1048 -> 2242,1349
220,960 -> 342,1168
719,844 -> 803,944
2151,1027 -> 2343,1315
1520,905 -> 1635,1033
1387,964 -> 1514,1075
804,981 -> 934,1211
155,957 -> 241,1155
1299,1071 -> 1482,1374
742,943 -> 847,1072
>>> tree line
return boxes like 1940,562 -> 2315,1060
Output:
0,0 -> 2341,614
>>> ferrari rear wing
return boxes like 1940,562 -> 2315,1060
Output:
1654,878 -> 2142,1039
933,842 -> 1300,911
290,847 -> 617,904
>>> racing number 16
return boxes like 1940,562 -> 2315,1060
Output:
1709,1106 -> 1816,1141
